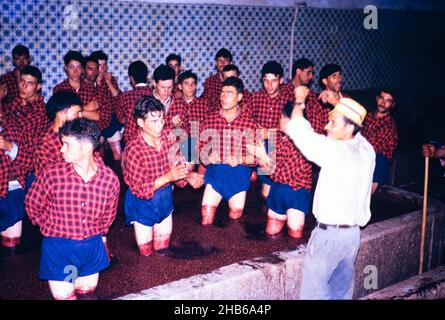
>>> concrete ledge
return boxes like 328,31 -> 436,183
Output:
117,186 -> 445,300
361,266 -> 445,299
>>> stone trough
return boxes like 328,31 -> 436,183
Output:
117,186 -> 445,300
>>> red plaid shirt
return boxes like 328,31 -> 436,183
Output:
123,130 -> 187,200
361,111 -> 398,160
164,97 -> 184,130
314,92 -> 350,132
25,156 -> 120,240
116,85 -> 153,143
34,128 -> 63,177
266,132 -> 312,190
199,108 -> 258,166
271,82 -> 328,134
0,70 -> 20,107
248,90 -> 290,129
201,73 -> 222,106
178,97 -> 211,135
0,119 -> 36,197
280,81 -> 296,102
96,76 -> 121,130
303,90 -> 330,135
2,96 -> 49,183
54,79 -> 97,105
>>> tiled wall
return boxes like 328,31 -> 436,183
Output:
0,0 -> 441,101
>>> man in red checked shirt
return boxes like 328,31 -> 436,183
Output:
176,70 -> 210,164
90,50 -> 124,161
25,118 -> 120,300
123,96 -> 202,256
280,58 -> 327,135
34,91 -> 82,177
166,53 -> 183,100
0,44 -> 31,107
153,64 -> 185,130
361,88 -> 399,194
0,66 -> 48,254
199,77 -> 258,226
317,64 -> 350,120
201,48 -> 233,107
116,60 -> 153,145
53,51 -> 102,127
248,61 -> 290,198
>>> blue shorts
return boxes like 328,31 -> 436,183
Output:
205,164 -> 251,200
266,182 -> 311,215
0,188 -> 25,232
373,153 -> 390,185
124,184 -> 174,227
39,234 -> 109,282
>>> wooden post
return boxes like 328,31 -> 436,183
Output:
419,156 -> 429,275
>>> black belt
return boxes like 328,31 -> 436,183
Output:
316,222 -> 357,230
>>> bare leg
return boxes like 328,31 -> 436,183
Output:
75,273 -> 99,295
287,209 -> 305,238
228,191 -> 247,220
48,280 -> 77,300
201,184 -> 222,225
266,209 -> 287,236
1,221 -> 22,248
153,214 -> 173,250
133,222 -> 153,256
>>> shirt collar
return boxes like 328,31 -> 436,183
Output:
65,155 -> 105,180
154,91 -> 172,110
219,106 -> 241,122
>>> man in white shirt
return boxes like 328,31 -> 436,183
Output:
281,86 -> 375,300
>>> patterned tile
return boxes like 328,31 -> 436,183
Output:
0,1 -> 440,101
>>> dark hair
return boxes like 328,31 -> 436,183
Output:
222,64 -> 240,76
83,55 -> 99,68
153,64 -> 175,82
90,50 -> 108,62
20,65 -> 42,84
178,70 -> 198,84
63,50 -> 84,66
166,53 -> 182,66
261,61 -> 284,78
292,58 -> 314,79
215,48 -> 233,61
128,60 -> 148,84
222,76 -> 244,94
319,63 -> 342,89
12,44 -> 30,57
133,96 -> 165,120
46,91 -> 83,122
343,116 -> 362,136
379,87 -> 397,103
59,118 -> 101,150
